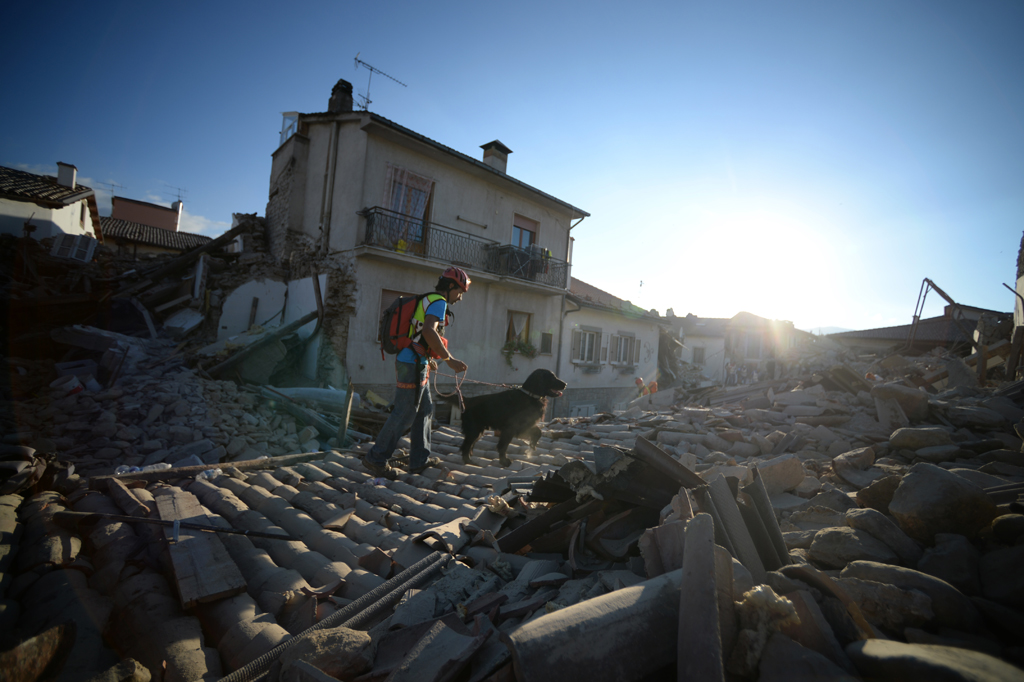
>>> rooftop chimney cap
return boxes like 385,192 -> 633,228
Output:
56,161 -> 77,189
329,79 -> 354,113
480,140 -> 513,155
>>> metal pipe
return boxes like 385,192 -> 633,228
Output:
218,551 -> 447,682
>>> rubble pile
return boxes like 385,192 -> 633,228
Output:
3,338 -> 1024,681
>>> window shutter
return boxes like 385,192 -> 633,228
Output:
634,338 -> 641,364
609,335 -> 618,362
600,335 -> 608,362
571,330 -> 581,362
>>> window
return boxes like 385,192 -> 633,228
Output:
610,333 -> 636,365
512,214 -> 538,249
571,327 -> 600,364
383,165 -> 434,246
50,234 -> 96,263
539,332 -> 553,355
506,311 -> 531,344
692,346 -> 706,365
280,112 -> 299,146
377,288 -> 416,341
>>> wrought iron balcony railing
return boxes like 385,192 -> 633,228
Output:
360,207 -> 569,288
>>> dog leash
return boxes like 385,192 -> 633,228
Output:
431,367 -> 468,412
431,369 -> 529,413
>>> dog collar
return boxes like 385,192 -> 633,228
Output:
518,387 -> 545,400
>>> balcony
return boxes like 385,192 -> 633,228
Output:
360,207 -> 569,289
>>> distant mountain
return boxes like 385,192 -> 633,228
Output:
800,326 -> 854,335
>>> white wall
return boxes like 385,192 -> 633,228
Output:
217,279 -> 288,342
560,306 -> 660,392
283,274 -> 329,380
0,198 -> 96,240
681,335 -> 727,382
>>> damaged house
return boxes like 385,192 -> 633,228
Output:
240,79 -> 590,404
558,278 -> 661,416
0,163 -> 102,250
666,312 -> 815,385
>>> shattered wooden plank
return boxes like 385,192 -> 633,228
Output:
155,490 -> 246,609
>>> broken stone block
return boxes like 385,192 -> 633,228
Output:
855,476 -> 901,514
845,508 -> 921,567
888,463 -> 999,544
917,534 -> 980,596
756,454 -> 806,497
870,384 -> 930,422
808,527 -> 898,569
836,577 -> 934,634
979,545 -> 1024,610
889,427 -> 953,450
168,425 -> 194,444
845,639 -> 1022,682
840,561 -> 984,632
992,514 -> 1024,545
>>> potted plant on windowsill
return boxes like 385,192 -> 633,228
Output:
501,339 -> 538,369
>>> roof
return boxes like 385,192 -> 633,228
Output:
100,217 -> 213,251
828,314 -> 976,344
0,165 -> 94,205
300,111 -> 590,219
680,315 -> 731,337
568,277 -> 657,320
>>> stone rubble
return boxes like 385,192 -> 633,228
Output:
3,277 -> 1024,681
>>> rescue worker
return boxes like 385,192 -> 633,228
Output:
364,266 -> 470,478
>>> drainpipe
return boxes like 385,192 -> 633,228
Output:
555,297 -> 583,416
318,120 -> 342,255
553,215 -> 585,416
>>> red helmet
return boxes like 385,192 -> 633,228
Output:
442,266 -> 471,292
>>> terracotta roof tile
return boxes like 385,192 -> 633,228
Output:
0,165 -> 93,204
100,217 -> 213,251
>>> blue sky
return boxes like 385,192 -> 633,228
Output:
3,1 -> 1021,332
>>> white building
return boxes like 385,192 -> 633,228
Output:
558,278 -> 661,416
0,163 -> 100,242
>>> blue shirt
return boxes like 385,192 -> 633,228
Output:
397,297 -> 448,364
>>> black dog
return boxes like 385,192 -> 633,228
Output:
446,368 -> 566,467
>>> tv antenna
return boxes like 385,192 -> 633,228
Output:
162,183 -> 188,203
97,180 -> 126,197
354,53 -> 406,110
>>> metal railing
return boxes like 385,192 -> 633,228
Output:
360,207 -> 569,288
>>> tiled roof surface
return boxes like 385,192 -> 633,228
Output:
680,316 -> 731,337
0,165 -> 93,203
100,217 -> 213,251
569,277 -> 655,319
829,315 -> 976,344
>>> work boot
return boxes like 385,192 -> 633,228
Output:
408,456 -> 442,475
363,459 -> 398,480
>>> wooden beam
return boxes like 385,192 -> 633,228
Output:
155,490 -> 246,609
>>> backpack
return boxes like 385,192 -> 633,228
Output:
379,292 -> 450,359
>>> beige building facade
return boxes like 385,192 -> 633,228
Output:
263,80 -> 589,407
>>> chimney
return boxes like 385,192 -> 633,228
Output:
56,162 -> 77,189
171,200 -> 183,231
480,140 -> 512,174
328,79 -> 353,113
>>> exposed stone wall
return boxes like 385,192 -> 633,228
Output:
265,159 -> 293,264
